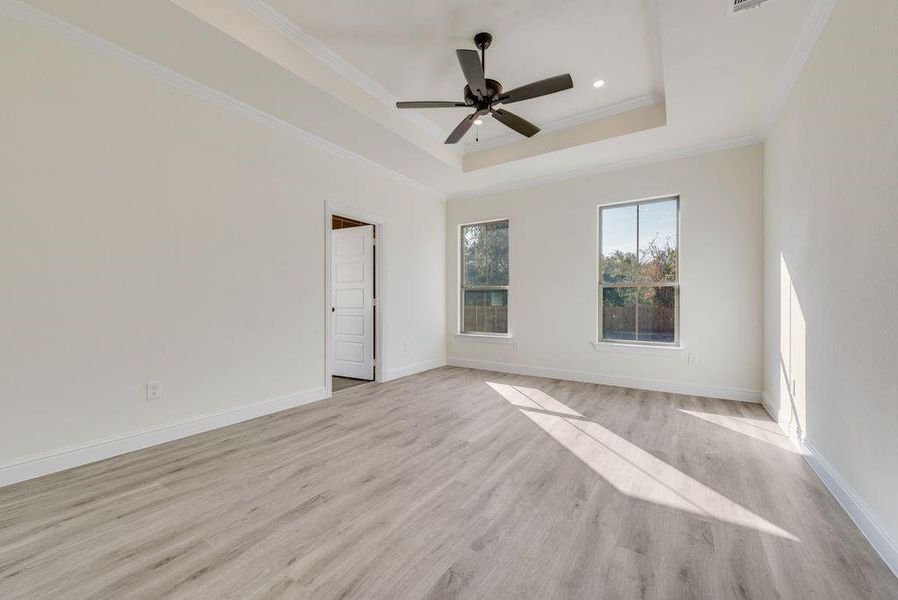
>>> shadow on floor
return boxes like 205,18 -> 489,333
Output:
333,376 -> 372,393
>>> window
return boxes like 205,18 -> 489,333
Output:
599,197 -> 679,345
460,219 -> 509,335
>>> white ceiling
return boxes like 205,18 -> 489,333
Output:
264,0 -> 661,144
13,0 -> 829,197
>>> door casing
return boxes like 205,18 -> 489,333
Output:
324,201 -> 387,397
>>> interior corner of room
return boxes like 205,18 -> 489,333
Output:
1,0 -> 896,596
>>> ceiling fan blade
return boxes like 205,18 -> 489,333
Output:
456,49 -> 487,100
445,113 -> 477,144
490,108 -> 540,138
498,74 -> 573,104
396,101 -> 469,109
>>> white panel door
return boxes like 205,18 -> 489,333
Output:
332,225 -> 374,380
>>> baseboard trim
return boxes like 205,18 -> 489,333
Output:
761,391 -> 804,447
446,357 -> 761,403
0,387 -> 327,489
801,440 -> 898,578
386,358 -> 446,381
761,393 -> 898,578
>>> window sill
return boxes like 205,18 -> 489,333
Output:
455,333 -> 513,345
591,341 -> 683,355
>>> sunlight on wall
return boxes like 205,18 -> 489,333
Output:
779,254 -> 807,442
487,382 -> 799,541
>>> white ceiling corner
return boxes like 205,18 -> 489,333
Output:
262,0 -> 660,145
6,0 -> 835,199
448,135 -> 762,200
761,0 -> 838,132
459,0 -> 667,154
232,0 -> 454,147
463,92 -> 665,154
0,0 -> 439,194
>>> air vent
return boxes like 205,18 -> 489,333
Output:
728,0 -> 771,15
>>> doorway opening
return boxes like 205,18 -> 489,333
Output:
328,209 -> 380,395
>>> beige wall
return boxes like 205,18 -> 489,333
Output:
446,144 -> 764,399
763,0 -> 898,557
4,2 -> 896,572
0,18 -> 445,465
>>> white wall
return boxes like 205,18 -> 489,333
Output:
763,0 -> 898,567
446,144 -> 764,400
0,18 -> 445,469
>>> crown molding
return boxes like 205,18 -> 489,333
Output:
232,0 -> 452,147
448,135 -> 762,200
462,0 -> 666,155
463,92 -> 665,154
761,0 -> 837,132
0,0 -> 436,194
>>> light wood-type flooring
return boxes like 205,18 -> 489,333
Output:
332,376 -> 371,393
1,367 -> 896,599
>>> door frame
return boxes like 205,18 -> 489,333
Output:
325,201 -> 387,397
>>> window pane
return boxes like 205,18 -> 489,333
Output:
463,289 -> 508,334
638,286 -> 676,343
601,205 -> 637,283
638,199 -> 678,282
462,221 -> 508,287
601,287 -> 637,341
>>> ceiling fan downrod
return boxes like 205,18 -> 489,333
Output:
394,30 -> 573,144
475,31 -> 492,75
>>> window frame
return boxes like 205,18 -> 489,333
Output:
459,218 -> 510,337
597,196 -> 680,347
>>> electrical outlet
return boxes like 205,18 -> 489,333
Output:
146,381 -> 162,401
687,353 -> 696,365
402,341 -> 408,352
512,341 -> 520,352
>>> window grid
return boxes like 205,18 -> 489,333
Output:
598,197 -> 679,346
460,219 -> 509,335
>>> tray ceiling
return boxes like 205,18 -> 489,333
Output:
264,0 -> 661,144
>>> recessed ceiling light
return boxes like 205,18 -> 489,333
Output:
593,79 -> 606,88
474,118 -> 484,125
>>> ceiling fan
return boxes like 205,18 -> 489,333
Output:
395,32 -> 574,144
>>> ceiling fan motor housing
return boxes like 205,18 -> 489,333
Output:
465,79 -> 503,106
394,30 -> 573,143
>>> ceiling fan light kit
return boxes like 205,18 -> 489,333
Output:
395,32 -> 574,144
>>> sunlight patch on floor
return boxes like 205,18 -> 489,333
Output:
490,383 -> 582,416
678,409 -> 798,453
487,382 -> 799,541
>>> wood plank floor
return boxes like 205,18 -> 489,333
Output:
332,376 -> 371,393
1,367 -> 895,599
